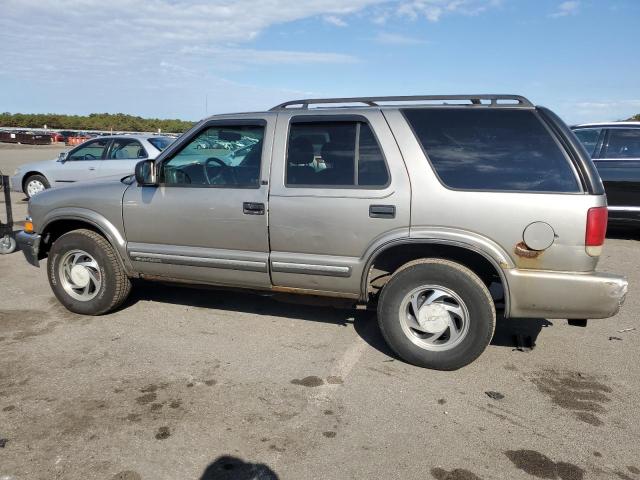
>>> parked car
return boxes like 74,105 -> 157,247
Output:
50,132 -> 65,143
10,135 -> 175,198
16,95 -> 627,370
572,122 -> 640,225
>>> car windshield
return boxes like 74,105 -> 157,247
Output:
147,136 -> 174,151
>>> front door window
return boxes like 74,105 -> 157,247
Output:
161,125 -> 264,187
68,139 -> 110,160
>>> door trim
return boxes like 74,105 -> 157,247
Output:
127,243 -> 268,273
608,206 -> 640,212
271,261 -> 351,277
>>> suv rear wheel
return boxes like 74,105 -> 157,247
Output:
47,229 -> 131,315
377,259 -> 495,370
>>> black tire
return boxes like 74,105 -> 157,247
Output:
23,173 -> 50,198
47,229 -> 131,315
377,259 -> 495,370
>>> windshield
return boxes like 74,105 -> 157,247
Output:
148,136 -> 174,151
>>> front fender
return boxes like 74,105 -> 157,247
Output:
40,207 -> 133,273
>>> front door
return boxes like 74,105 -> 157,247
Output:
122,117 -> 274,288
53,138 -> 111,185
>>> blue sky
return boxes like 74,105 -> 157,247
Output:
0,0 -> 638,124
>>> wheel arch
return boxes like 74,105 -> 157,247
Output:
38,211 -> 133,274
22,171 -> 47,191
361,238 -> 511,316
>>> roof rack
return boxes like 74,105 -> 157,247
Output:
270,94 -> 533,111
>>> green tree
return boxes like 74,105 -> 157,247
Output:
0,112 -> 194,133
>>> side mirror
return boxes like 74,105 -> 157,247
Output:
57,152 -> 68,163
135,159 -> 158,186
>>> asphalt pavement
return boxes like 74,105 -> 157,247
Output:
1,143 -> 638,480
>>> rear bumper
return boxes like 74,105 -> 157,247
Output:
506,269 -> 628,319
16,231 -> 41,267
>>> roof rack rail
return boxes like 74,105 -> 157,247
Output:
270,94 -> 533,111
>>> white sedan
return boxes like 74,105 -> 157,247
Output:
11,134 -> 174,198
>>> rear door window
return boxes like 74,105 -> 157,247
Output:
108,139 -> 147,160
148,136 -> 173,151
286,121 -> 389,187
403,108 -> 580,192
603,128 -> 640,159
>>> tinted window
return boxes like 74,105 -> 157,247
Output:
403,108 -> 580,192
161,125 -> 263,187
68,138 -> 110,161
286,121 -> 389,187
108,139 -> 147,160
148,136 -> 173,151
573,128 -> 602,157
604,128 -> 640,159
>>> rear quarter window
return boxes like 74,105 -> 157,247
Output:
403,108 -> 580,192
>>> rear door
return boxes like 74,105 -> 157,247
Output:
99,138 -> 148,179
52,138 -> 110,185
268,110 -> 411,296
122,116 -> 274,288
593,127 -> 640,218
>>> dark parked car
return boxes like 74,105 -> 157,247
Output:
572,122 -> 640,225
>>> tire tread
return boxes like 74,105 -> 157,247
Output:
50,229 -> 131,315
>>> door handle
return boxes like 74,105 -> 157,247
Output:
243,202 -> 265,215
88,167 -> 96,171
369,204 -> 395,219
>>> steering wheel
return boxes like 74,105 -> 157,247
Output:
204,157 -> 233,184
84,153 -> 96,160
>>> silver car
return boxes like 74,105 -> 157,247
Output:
16,95 -> 628,370
10,134 -> 174,198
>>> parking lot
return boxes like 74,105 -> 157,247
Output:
1,144 -> 639,480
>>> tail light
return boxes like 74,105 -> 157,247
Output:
585,207 -> 608,256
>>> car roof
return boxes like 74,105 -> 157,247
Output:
572,122 -> 640,129
96,134 -> 169,140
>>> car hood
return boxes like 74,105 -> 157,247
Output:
15,158 -> 58,173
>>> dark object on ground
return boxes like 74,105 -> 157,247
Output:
0,438 -> 8,448
200,455 -> 278,480
485,391 -> 505,400
513,334 -> 535,352
568,319 -> 588,327
609,336 -> 623,341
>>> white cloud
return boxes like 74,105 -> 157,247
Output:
558,99 -> 640,124
396,0 -> 502,22
0,0 -> 501,118
550,1 -> 580,18
374,32 -> 427,45
324,15 -> 348,27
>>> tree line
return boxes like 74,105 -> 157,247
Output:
0,112 -> 195,133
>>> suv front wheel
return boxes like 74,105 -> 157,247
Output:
377,259 -> 495,370
47,229 -> 132,315
23,174 -> 50,198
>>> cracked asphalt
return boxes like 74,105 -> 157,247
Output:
1,143 -> 639,480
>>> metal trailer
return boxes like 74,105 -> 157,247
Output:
0,175 -> 17,254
